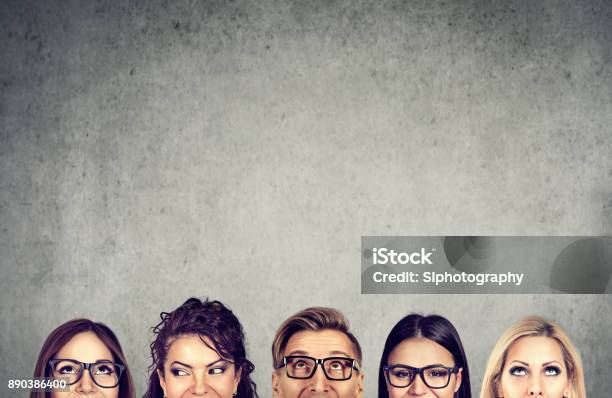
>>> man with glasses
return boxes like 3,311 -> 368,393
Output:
271,307 -> 364,398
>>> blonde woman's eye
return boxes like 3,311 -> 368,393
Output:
509,366 -> 527,376
544,366 -> 561,376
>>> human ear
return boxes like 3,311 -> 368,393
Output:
359,373 -> 365,398
233,367 -> 242,395
354,372 -> 364,398
494,380 -> 503,398
563,380 -> 572,398
157,369 -> 168,397
454,368 -> 463,393
272,371 -> 281,398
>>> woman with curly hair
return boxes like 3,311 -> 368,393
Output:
144,297 -> 258,398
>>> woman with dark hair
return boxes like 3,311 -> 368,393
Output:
30,318 -> 135,398
378,314 -> 471,398
144,297 -> 258,398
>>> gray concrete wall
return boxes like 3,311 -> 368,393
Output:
1,1 -> 611,397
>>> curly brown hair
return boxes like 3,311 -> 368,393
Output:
144,297 -> 258,398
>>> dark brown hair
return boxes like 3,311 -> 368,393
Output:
378,314 -> 471,398
30,318 -> 135,398
271,307 -> 363,369
143,297 -> 258,398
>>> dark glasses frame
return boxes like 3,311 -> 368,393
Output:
383,364 -> 459,389
48,358 -> 125,388
277,355 -> 360,381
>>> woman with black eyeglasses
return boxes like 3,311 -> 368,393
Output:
378,314 -> 471,398
30,318 -> 135,398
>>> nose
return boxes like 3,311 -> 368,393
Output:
308,367 -> 329,393
408,374 -> 428,396
191,373 -> 210,395
527,375 -> 543,396
75,370 -> 96,394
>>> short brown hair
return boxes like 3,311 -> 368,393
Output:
271,307 -> 362,369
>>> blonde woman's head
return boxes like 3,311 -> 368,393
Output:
480,316 -> 585,398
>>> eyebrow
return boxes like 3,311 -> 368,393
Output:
54,358 -> 113,363
171,361 -> 193,369
389,363 -> 449,368
329,350 -> 352,358
286,350 -> 309,356
206,359 -> 228,367
170,359 -> 228,369
509,360 -> 530,366
542,361 -> 562,367
286,350 -> 353,358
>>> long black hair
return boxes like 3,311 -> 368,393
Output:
378,314 -> 471,398
144,298 -> 258,398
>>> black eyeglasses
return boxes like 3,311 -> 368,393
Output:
48,359 -> 125,388
383,364 -> 459,389
278,356 -> 360,381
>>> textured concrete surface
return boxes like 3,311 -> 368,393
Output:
1,0 -> 611,397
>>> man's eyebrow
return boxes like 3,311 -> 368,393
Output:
329,350 -> 352,358
170,361 -> 192,368
285,350 -> 353,358
286,350 -> 309,356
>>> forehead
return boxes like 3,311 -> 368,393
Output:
388,337 -> 455,367
506,336 -> 566,365
55,331 -> 114,363
284,329 -> 356,358
166,334 -> 222,365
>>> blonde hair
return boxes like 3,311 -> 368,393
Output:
480,316 -> 586,398
271,307 -> 362,369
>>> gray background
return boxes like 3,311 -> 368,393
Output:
1,0 -> 611,397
